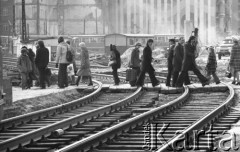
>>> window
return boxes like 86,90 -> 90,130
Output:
2,8 -> 8,16
1,24 -> 8,32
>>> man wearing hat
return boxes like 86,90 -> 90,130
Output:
166,38 -> 176,86
128,42 -> 142,86
17,47 -> 32,90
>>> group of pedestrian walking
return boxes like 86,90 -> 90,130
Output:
123,35 -> 222,88
19,34 -> 240,90
55,37 -> 93,88
166,35 -> 220,87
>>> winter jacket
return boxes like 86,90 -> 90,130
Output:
181,42 -> 197,71
110,49 -> 121,69
229,43 -> 240,72
129,48 -> 140,68
141,45 -> 154,72
173,43 -> 184,72
35,47 -> 49,69
56,42 -> 70,64
17,54 -> 32,73
77,46 -> 91,76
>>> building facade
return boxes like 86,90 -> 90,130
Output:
12,0 -> 240,45
0,0 -> 14,48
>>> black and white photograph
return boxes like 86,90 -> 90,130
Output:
0,0 -> 240,151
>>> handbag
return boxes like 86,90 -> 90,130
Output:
126,68 -> 137,81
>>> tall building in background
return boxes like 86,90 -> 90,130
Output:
14,0 -> 58,36
0,0 -> 14,48
12,0 -> 240,45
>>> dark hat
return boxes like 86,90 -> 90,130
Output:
147,39 -> 154,43
169,39 -> 175,43
135,42 -> 142,47
21,47 -> 28,53
58,36 -> 64,43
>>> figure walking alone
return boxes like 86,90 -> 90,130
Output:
136,39 -> 160,87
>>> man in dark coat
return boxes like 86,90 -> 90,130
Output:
172,37 -> 190,87
110,44 -> 121,85
136,39 -> 160,87
166,39 -> 175,86
176,36 -> 209,87
35,40 -> 50,89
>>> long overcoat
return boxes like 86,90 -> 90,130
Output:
229,43 -> 240,72
77,47 -> 91,76
17,55 -> 32,73
167,44 -> 175,69
173,43 -> 184,72
128,48 -> 140,68
35,47 -> 49,69
141,45 -> 154,72
110,49 -> 121,69
181,42 -> 197,71
206,51 -> 217,73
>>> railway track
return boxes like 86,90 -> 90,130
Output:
0,78 -> 138,151
0,76 -> 187,152
52,83 -> 236,152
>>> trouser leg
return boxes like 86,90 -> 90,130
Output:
112,68 -> 120,84
172,71 -> 179,87
176,71 -> 187,87
58,64 -> 68,88
192,66 -> 208,83
39,68 -> 46,88
212,72 -> 220,83
76,76 -> 81,86
21,73 -> 27,89
166,66 -> 173,86
184,72 -> 191,85
63,64 -> 68,87
148,69 -> 159,86
136,70 -> 146,86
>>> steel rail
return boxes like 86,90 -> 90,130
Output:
0,80 -> 102,130
55,86 -> 189,152
0,85 -> 143,151
156,82 -> 234,152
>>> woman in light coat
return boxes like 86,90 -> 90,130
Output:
56,37 -> 70,88
229,39 -> 240,85
76,42 -> 93,86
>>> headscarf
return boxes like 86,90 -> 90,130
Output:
79,42 -> 86,48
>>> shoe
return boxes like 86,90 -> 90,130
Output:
236,82 -> 240,85
202,81 -> 210,87
232,81 -> 236,84
88,83 -> 93,86
113,83 -> 119,86
152,81 -> 160,87
216,81 -> 221,85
